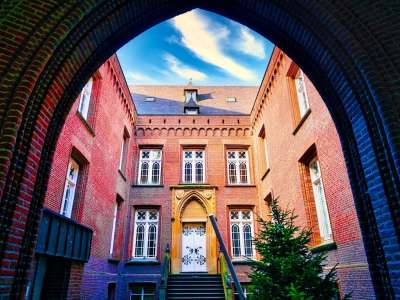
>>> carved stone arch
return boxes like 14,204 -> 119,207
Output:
176,190 -> 211,218
168,128 -> 175,136
145,128 -> 152,136
183,128 -> 191,136
236,128 -> 243,136
229,128 -> 236,136
161,127 -> 168,136
176,128 -> 183,136
244,128 -> 250,136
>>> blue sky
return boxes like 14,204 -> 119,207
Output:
117,9 -> 274,86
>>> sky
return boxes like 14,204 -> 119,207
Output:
117,9 -> 274,86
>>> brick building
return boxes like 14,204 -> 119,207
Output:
27,48 -> 374,299
27,55 -> 136,300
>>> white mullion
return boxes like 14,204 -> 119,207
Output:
236,158 -> 240,184
191,151 -> 195,182
148,160 -> 153,185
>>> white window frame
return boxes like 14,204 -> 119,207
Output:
109,202 -> 118,256
182,150 -> 205,183
60,159 -> 79,218
309,159 -> 332,241
138,149 -> 162,185
132,209 -> 159,259
230,209 -> 255,260
227,150 -> 250,185
78,78 -> 93,120
119,134 -> 128,172
294,70 -> 310,118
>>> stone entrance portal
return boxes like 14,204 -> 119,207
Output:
170,185 -> 217,274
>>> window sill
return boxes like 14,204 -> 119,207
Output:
225,184 -> 256,188
261,168 -> 270,181
125,258 -> 160,265
232,259 -> 252,265
310,240 -> 337,253
118,169 -> 126,181
76,111 -> 95,136
292,108 -> 311,135
132,184 -> 164,188
107,257 -> 120,264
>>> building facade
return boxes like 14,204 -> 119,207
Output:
27,55 -> 136,300
28,48 -> 374,299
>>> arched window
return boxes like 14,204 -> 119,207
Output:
134,224 -> 145,257
182,150 -> 205,183
78,77 -> 93,120
231,224 -> 241,257
227,150 -> 250,184
147,224 -> 157,258
243,224 -> 253,257
228,162 -> 237,184
184,162 -> 192,183
138,150 -> 162,185
133,210 -> 159,259
230,210 -> 254,259
239,162 -> 248,183
140,162 -> 149,184
195,162 -> 203,183
152,162 -> 160,184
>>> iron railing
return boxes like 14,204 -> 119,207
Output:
209,214 -> 246,300
159,244 -> 171,300
35,208 -> 93,262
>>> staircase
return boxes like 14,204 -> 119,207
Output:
166,273 -> 225,300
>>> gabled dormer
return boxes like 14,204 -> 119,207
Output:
183,84 -> 199,115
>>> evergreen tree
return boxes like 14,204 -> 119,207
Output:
249,198 -> 348,300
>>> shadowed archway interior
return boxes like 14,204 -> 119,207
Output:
0,1 -> 399,298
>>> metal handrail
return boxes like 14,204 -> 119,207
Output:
209,215 -> 246,300
159,244 -> 170,300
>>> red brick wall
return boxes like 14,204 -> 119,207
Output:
251,48 -> 374,298
42,55 -> 135,290
130,115 -> 258,269
67,262 -> 84,300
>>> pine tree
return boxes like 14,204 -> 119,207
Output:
249,197 -> 348,300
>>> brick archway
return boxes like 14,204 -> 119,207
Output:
0,1 -> 399,298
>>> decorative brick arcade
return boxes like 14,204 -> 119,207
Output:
0,1 -> 399,299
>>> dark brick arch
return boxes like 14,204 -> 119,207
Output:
0,0 -> 399,298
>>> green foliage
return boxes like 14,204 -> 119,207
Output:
248,198 -> 347,300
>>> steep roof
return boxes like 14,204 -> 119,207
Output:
129,85 -> 259,115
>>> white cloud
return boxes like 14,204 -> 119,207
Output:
127,71 -> 153,82
237,27 -> 266,59
164,53 -> 207,81
171,10 -> 256,82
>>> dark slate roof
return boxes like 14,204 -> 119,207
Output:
130,85 -> 259,115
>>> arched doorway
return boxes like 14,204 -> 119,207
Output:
0,1 -> 399,298
171,188 -> 218,274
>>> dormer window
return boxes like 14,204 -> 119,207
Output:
184,89 -> 197,103
184,88 -> 199,115
227,97 -> 237,102
145,97 -> 155,102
